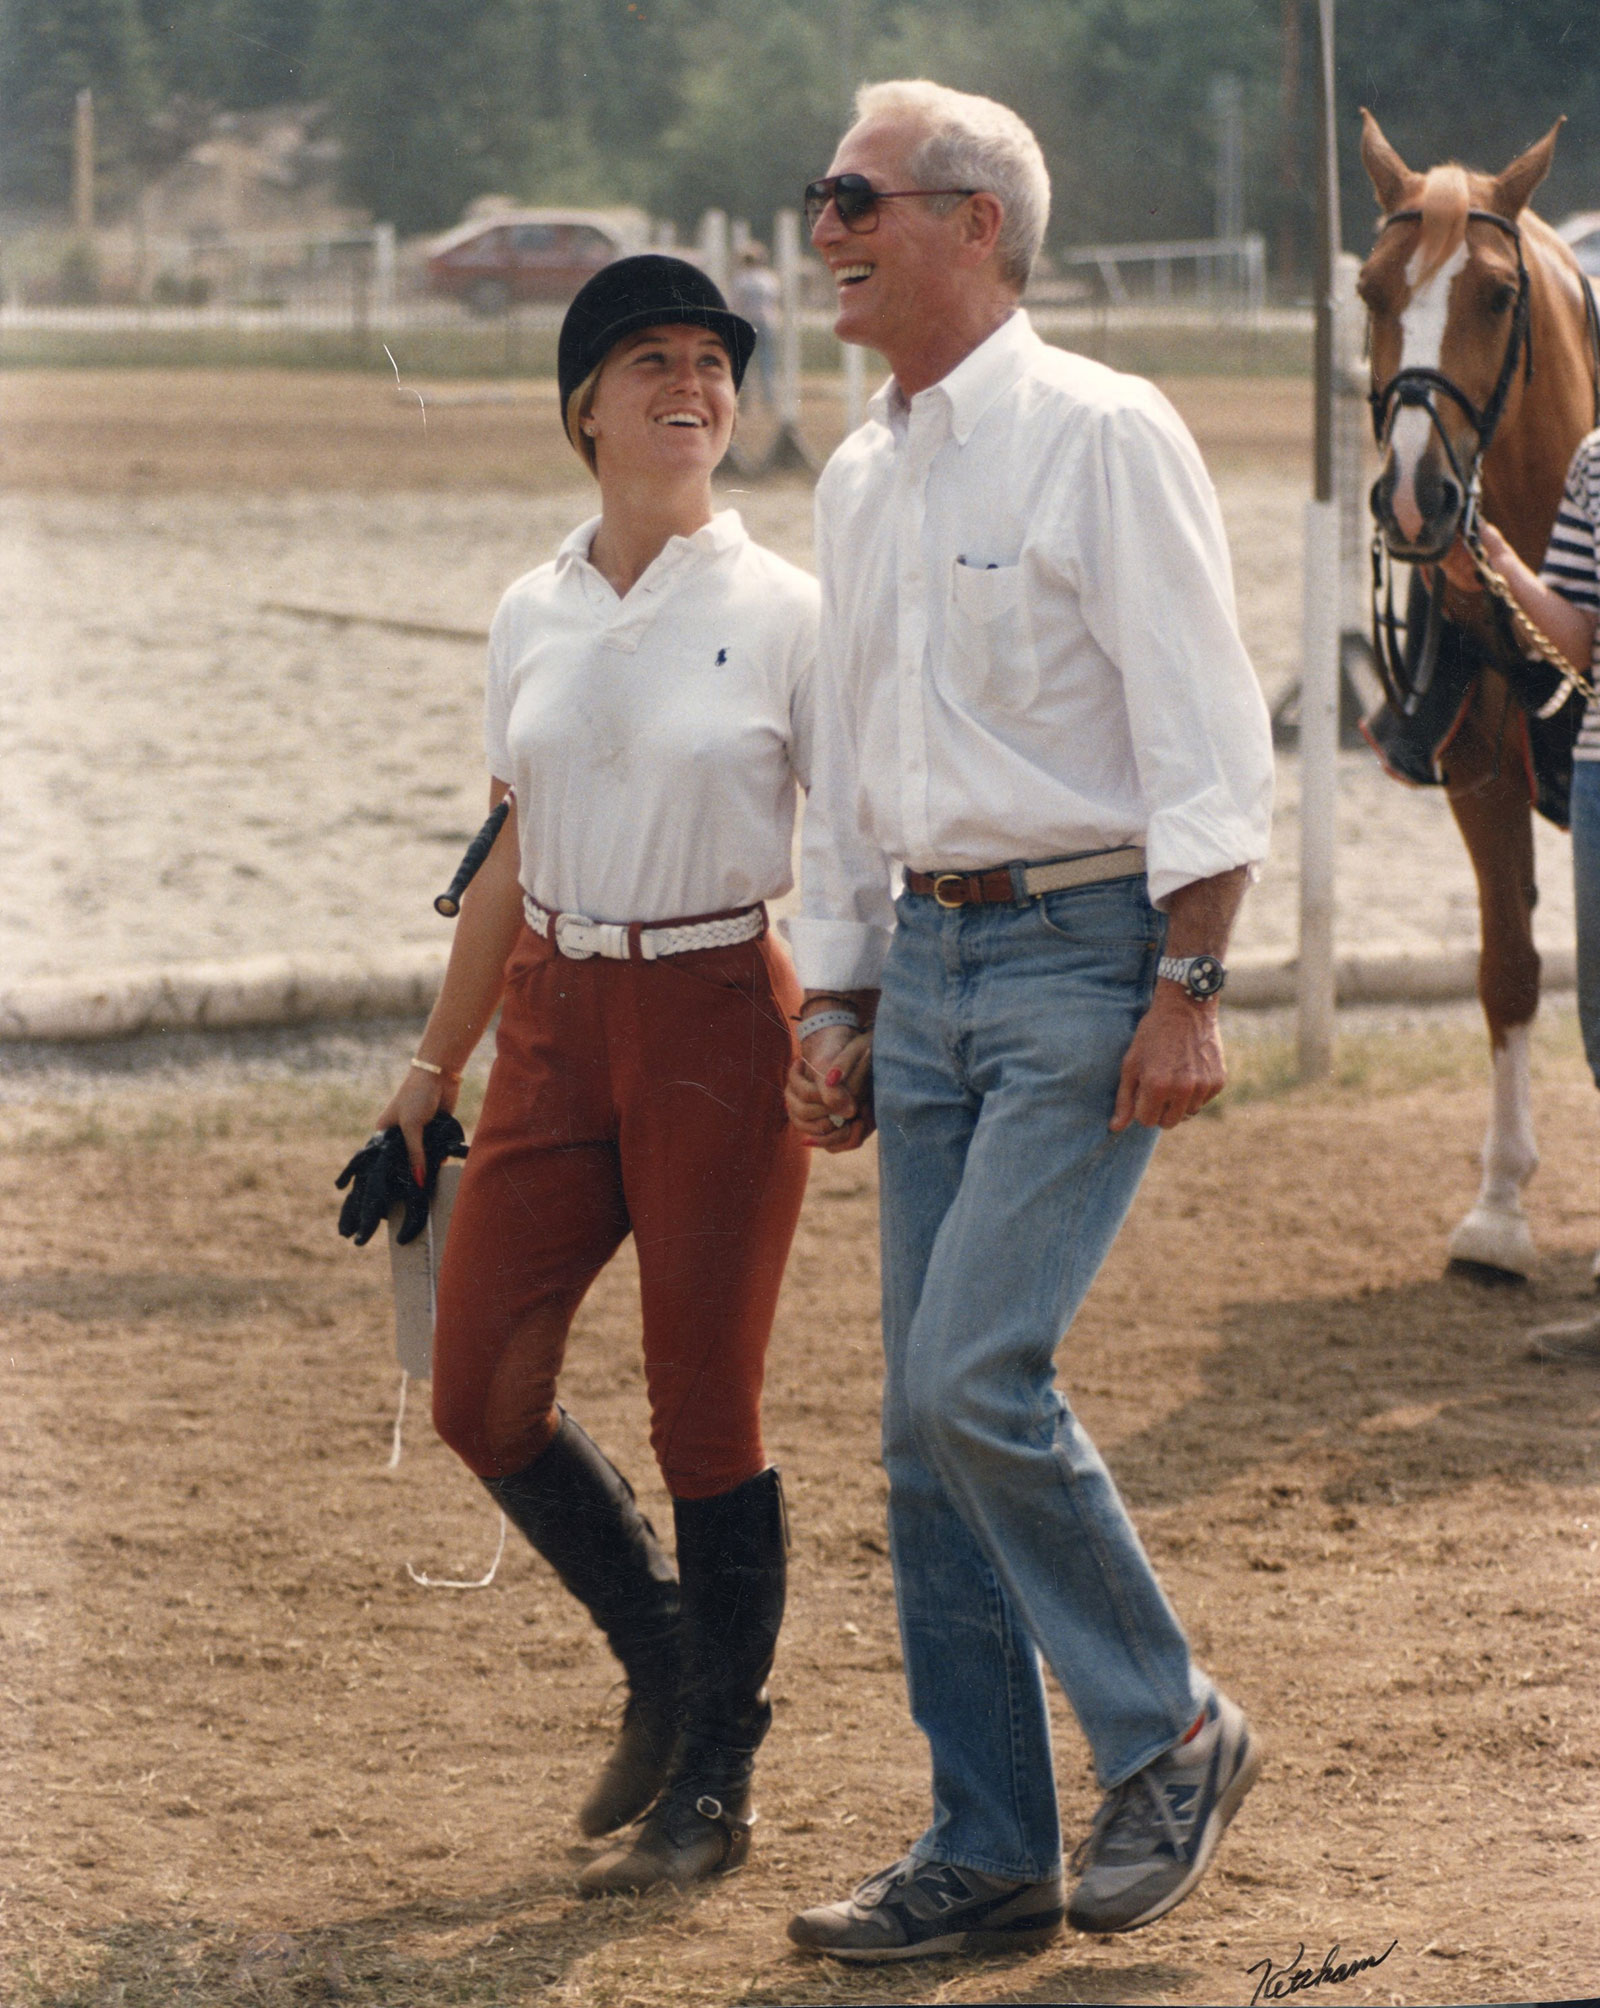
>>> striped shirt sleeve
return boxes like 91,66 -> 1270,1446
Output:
1540,430 -> 1600,611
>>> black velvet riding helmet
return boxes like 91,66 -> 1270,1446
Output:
557,254 -> 757,436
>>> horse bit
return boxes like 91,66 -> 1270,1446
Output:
1368,206 -> 1600,717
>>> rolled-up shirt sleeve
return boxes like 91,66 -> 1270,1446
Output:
1072,399 -> 1274,908
782,509 -> 897,989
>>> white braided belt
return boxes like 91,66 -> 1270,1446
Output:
524,895 -> 765,962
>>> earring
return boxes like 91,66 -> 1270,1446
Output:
582,419 -> 597,436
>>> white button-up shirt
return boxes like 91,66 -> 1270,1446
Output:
784,312 -> 1274,990
485,509 -> 817,924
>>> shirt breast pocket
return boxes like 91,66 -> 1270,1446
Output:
943,559 -> 1038,714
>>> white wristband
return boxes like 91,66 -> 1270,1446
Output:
797,1008 -> 862,1039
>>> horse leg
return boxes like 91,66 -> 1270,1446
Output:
1444,743 -> 1540,1278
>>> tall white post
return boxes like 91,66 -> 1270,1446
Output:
775,206 -> 802,430
698,208 -> 730,297
1298,0 -> 1341,1080
373,221 -> 396,323
73,88 -> 95,235
842,339 -> 865,434
1299,498 -> 1341,1075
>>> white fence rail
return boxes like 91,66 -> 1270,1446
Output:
1053,232 -> 1267,318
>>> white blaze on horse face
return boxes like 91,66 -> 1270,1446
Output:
1387,239 -> 1471,543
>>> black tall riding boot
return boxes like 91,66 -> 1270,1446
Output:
483,1411 -> 681,1837
578,1465 -> 787,1895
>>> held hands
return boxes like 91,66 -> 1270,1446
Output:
1110,983 -> 1226,1132
785,1014 -> 876,1153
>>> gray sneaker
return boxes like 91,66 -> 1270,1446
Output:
1526,1312 -> 1600,1362
1068,1691 -> 1261,1934
788,1855 -> 1065,1963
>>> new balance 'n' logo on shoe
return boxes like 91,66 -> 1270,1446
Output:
788,1856 -> 1065,1962
1067,1690 -> 1262,1934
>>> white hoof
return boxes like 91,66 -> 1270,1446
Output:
1448,1206 -> 1536,1278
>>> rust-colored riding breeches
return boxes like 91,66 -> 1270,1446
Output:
432,919 -> 808,1500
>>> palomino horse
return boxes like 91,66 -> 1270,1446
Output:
1359,110 -> 1600,1278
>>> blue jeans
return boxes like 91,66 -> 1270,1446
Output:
874,877 -> 1209,1881
1570,760 -> 1600,1088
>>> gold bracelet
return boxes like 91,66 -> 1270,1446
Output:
410,1056 -> 461,1082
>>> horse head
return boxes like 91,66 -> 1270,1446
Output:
1358,109 -> 1562,562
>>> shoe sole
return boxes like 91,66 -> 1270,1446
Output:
789,1916 -> 1063,1963
1068,1731 -> 1263,1936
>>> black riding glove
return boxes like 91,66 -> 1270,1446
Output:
335,1111 -> 468,1247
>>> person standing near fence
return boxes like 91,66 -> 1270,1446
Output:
782,80 -> 1275,1961
730,242 -> 781,407
367,255 -> 817,1895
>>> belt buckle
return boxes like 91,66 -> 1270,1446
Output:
554,912 -> 601,960
933,873 -> 968,909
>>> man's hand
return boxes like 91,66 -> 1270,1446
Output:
1110,986 -> 1225,1132
785,996 -> 877,1153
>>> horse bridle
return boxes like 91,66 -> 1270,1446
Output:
1367,207 -> 1533,483
1368,208 -> 1534,716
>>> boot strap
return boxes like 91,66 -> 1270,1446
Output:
688,1794 -> 754,1851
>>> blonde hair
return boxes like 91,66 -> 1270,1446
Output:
564,362 -> 604,472
851,79 -> 1050,290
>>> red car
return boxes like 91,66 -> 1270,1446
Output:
426,208 -> 642,314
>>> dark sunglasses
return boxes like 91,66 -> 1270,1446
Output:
803,173 -> 977,234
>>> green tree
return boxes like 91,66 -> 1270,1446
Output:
1336,0 -> 1600,244
0,0 -> 160,209
645,7 -> 852,237
139,0 -> 319,104
312,0 -> 547,230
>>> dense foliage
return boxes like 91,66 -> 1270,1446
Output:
2,0 -> 1597,263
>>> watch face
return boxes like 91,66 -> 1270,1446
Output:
1187,954 -> 1225,998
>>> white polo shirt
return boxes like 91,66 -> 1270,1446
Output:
785,311 -> 1275,991
485,509 -> 817,924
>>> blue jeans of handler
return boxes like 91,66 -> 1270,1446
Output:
1570,760 -> 1600,1088
874,875 -> 1210,1882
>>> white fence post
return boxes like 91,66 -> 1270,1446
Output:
775,207 -> 801,429
842,339 -> 865,434
761,207 -> 814,473
698,209 -> 730,296
373,222 -> 396,324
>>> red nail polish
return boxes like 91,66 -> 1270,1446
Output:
826,1068 -> 842,1086
412,1165 -> 425,1187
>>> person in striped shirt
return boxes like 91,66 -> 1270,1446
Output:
1449,431 -> 1600,1358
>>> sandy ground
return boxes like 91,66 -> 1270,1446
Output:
0,368 -> 1578,988
4,372 -> 1599,2008
1,1008 -> 1598,2008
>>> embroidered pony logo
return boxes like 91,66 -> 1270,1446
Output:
715,648 -> 728,665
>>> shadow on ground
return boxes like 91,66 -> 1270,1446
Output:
22,1893 -> 1191,2008
1112,1253 -> 1600,1511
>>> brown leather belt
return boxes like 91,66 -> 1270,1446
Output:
904,847 -> 1147,909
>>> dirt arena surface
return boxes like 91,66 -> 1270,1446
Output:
5,368 -> 1599,2007
2,1007 -> 1598,2008
0,366 -> 1578,988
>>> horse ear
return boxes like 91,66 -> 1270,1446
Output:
1360,109 -> 1414,213
1491,117 -> 1564,218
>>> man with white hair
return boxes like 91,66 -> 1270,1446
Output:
782,81 -> 1274,1961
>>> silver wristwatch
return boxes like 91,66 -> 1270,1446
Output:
1157,952 -> 1226,1001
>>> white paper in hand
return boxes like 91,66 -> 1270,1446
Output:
386,1157 -> 463,1379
